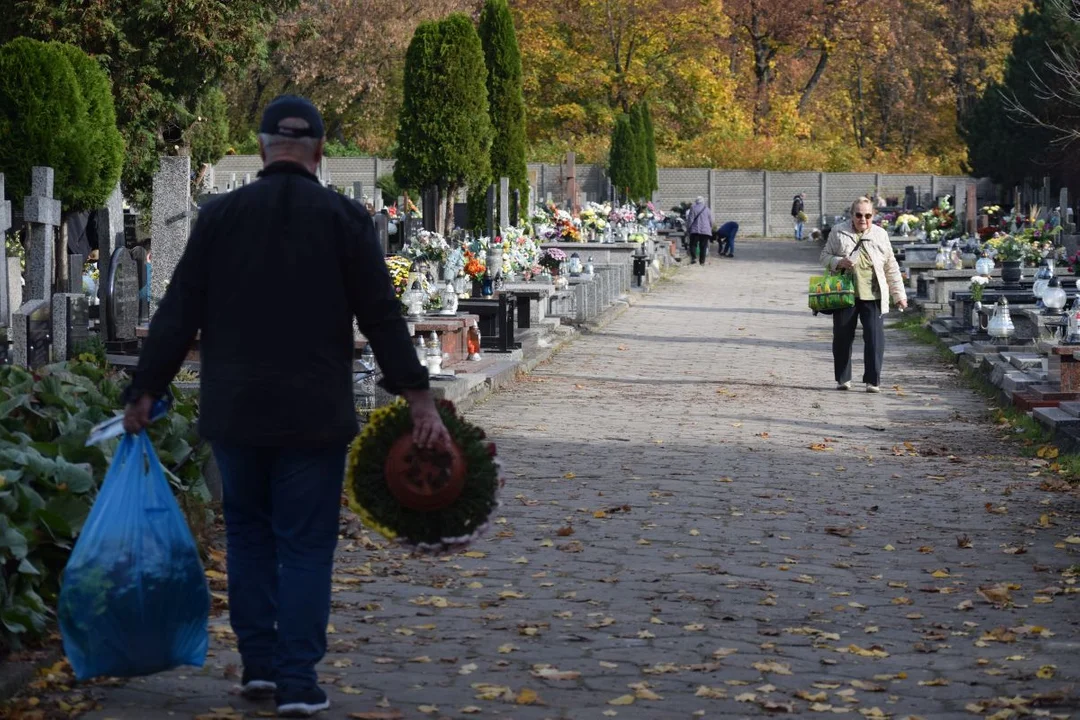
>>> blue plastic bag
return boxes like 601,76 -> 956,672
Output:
58,431 -> 210,681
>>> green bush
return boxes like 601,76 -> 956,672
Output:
0,38 -> 89,207
629,104 -> 649,200
189,85 -> 231,171
0,360 -> 209,653
53,42 -> 124,210
0,39 -> 123,211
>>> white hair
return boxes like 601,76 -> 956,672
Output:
696,196 -> 705,204
258,118 -> 320,160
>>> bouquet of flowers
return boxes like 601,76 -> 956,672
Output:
502,227 -> 541,277
385,256 -> 413,298
609,204 -> 638,225
894,213 -> 921,233
538,247 -> 566,273
642,201 -> 665,223
983,233 -> 1031,263
579,202 -> 611,233
969,275 -> 989,302
463,251 -> 487,282
402,230 -> 450,266
920,196 -> 962,244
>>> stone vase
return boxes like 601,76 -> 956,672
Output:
1001,260 -> 1023,286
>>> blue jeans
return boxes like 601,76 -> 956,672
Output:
794,219 -> 804,240
211,443 -> 347,694
716,222 -> 739,255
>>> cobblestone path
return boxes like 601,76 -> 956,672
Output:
77,239 -> 1080,719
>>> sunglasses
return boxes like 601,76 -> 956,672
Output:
853,213 -> 874,219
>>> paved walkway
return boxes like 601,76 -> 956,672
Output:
60,240 -> 1080,718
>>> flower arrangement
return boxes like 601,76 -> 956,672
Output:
344,399 -> 503,552
979,205 -> 1002,216
920,196 -> 963,243
984,233 -> 1030,263
502,227 -> 541,277
579,202 -> 611,233
609,204 -> 638,225
985,206 -> 1064,265
796,211 -> 808,223
463,251 -> 487,282
969,275 -> 989,302
385,256 -> 412,298
893,213 -> 921,234
402,230 -> 450,266
538,247 -> 566,273
643,201 -> 665,222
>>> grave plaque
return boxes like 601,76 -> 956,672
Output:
12,299 -> 50,369
51,293 -> 88,360
106,247 -> 139,343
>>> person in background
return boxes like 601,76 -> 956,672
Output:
714,221 -> 739,258
121,95 -> 450,718
791,193 -> 806,241
819,196 -> 907,394
686,195 -> 713,265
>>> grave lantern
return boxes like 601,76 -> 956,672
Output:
1043,277 -> 1067,314
403,280 -> 426,318
425,331 -> 443,375
585,256 -> 595,278
568,252 -> 583,277
975,256 -> 994,277
439,281 -> 459,315
987,296 -> 1015,339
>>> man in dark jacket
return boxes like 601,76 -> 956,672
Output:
122,95 -> 449,718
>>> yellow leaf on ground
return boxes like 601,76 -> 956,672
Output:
515,688 -> 540,705
608,695 -> 635,706
1036,665 -> 1056,679
752,661 -> 792,675
695,686 -> 728,699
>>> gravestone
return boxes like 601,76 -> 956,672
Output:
353,182 -> 364,203
130,245 -> 149,324
904,186 -> 917,211
150,155 -> 191,318
105,246 -> 139,344
511,189 -> 520,226
67,254 -> 83,294
95,185 -> 124,321
486,184 -> 496,240
1061,188 -> 1071,232
372,212 -> 389,255
23,167 -> 61,301
422,187 -> 439,232
564,152 -> 577,211
0,173 -> 12,329
12,299 -> 50,368
966,184 -> 977,236
51,293 -> 88,360
499,177 -> 510,233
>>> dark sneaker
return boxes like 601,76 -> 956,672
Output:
240,668 -> 276,701
277,686 -> 330,718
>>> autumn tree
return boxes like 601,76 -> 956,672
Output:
1,0 -> 294,208
228,0 -> 473,153
395,14 -> 493,235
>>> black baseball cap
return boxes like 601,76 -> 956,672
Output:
258,95 -> 325,139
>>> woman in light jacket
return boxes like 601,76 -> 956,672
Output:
820,196 -> 907,393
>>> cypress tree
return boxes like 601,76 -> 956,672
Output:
608,114 -> 635,202
629,104 -> 649,200
395,14 -> 493,233
479,0 -> 528,214
641,100 -> 658,195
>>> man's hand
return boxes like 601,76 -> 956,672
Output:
123,394 -> 155,434
402,389 -> 452,451
835,258 -> 854,271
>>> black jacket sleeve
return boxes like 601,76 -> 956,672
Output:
338,201 -> 430,394
122,212 -> 209,404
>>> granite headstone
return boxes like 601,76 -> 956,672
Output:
51,293 -> 88,360
499,177 -> 510,233
106,246 -> 139,342
23,167 -> 61,302
12,299 -> 50,368
0,173 -> 11,328
150,155 -> 191,318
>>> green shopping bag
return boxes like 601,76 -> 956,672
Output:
808,271 -> 854,314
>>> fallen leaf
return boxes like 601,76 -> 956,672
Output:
883,544 -> 895,551
796,690 -> 829,702
735,692 -> 758,702
531,667 -> 580,681
1036,665 -> 1056,679
713,647 -> 738,658
515,688 -> 541,705
752,661 -> 792,675
695,686 -> 728,699
417,706 -> 438,715
917,678 -> 949,687
497,644 -> 517,654
977,584 -> 1013,607
608,695 -> 635,706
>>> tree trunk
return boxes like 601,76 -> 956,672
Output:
798,43 -> 830,113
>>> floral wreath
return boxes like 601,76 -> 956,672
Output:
345,399 -> 503,552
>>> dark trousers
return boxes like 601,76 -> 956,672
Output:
715,221 -> 739,256
211,443 -> 347,695
689,233 -> 710,263
832,299 -> 884,385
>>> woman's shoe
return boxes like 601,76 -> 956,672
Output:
836,381 -> 852,390
866,384 -> 881,393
